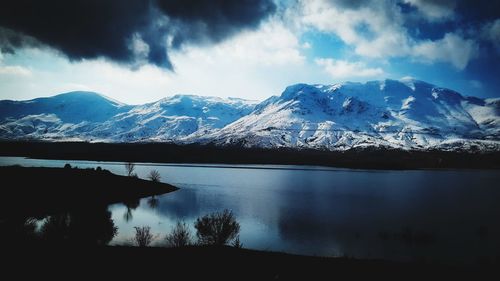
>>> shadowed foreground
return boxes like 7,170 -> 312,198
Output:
0,166 -> 177,219
4,244 -> 497,280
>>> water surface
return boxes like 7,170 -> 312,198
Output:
1,156 -> 499,264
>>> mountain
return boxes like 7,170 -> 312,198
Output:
1,79 -> 499,151
194,78 -> 500,151
0,92 -> 257,142
88,95 -> 257,142
0,91 -> 132,140
0,91 -> 130,123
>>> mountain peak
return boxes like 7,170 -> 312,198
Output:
157,94 -> 258,108
52,91 -> 127,107
202,79 -> 499,151
280,83 -> 324,101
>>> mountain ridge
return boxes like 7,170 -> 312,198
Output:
1,79 -> 499,152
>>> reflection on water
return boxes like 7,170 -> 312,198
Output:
1,156 -> 500,264
122,198 -> 140,222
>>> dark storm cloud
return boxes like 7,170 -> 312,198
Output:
156,0 -> 277,47
0,0 -> 276,69
455,1 -> 500,24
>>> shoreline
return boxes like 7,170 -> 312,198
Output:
1,141 -> 499,170
0,165 -> 177,219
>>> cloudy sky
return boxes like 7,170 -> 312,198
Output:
0,0 -> 499,104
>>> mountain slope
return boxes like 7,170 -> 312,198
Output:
0,91 -> 131,140
195,79 -> 500,151
0,80 -> 499,151
0,91 -> 130,123
88,95 -> 257,142
0,92 -> 257,141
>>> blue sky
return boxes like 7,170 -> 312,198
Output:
0,0 -> 499,104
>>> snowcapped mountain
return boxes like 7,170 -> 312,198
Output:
0,91 -> 132,140
195,79 -> 500,151
89,95 -> 257,142
1,79 -> 499,151
0,91 -> 257,142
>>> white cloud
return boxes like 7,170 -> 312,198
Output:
403,0 -> 456,21
0,65 -> 32,76
413,33 -> 479,70
299,0 -> 477,69
128,33 -> 151,67
354,31 -> 412,58
315,58 -> 384,78
158,20 -> 309,99
203,20 -> 305,66
301,0 -> 412,58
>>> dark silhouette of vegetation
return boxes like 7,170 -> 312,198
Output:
125,162 -> 136,177
0,166 -> 177,220
40,207 -> 118,246
0,217 -> 39,245
148,170 -> 161,182
194,209 -> 240,246
2,141 -> 499,170
134,226 -> 155,247
40,214 -> 71,243
165,221 -> 192,247
232,235 -> 243,248
64,163 -> 72,169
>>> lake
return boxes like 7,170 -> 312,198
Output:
1,156 -> 499,264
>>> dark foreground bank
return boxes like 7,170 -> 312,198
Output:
4,244 -> 497,280
1,141 -> 499,169
0,165 -> 177,219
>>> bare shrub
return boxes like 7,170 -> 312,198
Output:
194,209 -> 240,246
148,170 -> 161,182
134,226 -> 154,247
165,221 -> 192,247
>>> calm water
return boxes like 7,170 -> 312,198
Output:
1,156 -> 499,263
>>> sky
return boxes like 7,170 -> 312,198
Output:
0,0 -> 499,104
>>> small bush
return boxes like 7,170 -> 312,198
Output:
134,226 -> 155,247
64,163 -> 72,169
194,209 -> 240,246
165,221 -> 192,247
148,170 -> 161,182
125,162 -> 136,177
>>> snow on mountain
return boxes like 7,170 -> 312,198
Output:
0,91 -> 131,140
89,94 -> 257,142
0,80 -> 499,151
0,92 -> 257,141
195,79 -> 500,151
0,91 -> 129,123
